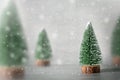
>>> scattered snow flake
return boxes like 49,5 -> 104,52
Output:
101,7 -> 106,11
57,4 -> 64,10
22,36 -> 25,40
70,31 -> 75,36
91,2 -> 96,6
85,21 -> 91,29
72,72 -> 75,75
16,32 -> 21,36
10,53 -> 15,58
56,59 -> 62,65
104,17 -> 110,23
30,8 -> 35,12
22,0 -> 27,2
70,31 -> 76,39
69,0 -> 76,4
39,14 -> 45,20
81,4 -> 85,7
105,36 -> 109,40
5,26 -> 10,31
37,46 -> 42,51
41,6 -> 45,10
22,58 -> 27,63
40,54 -> 45,58
52,32 -> 58,39
6,11 -> 11,16
5,34 -> 8,38
41,71 -> 45,74
23,50 -> 27,53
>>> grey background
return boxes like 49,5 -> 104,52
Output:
0,0 -> 120,65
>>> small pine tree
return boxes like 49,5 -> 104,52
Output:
111,17 -> 120,56
80,22 -> 102,65
35,29 -> 52,60
0,1 -> 27,66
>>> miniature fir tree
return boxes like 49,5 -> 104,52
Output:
111,17 -> 120,56
80,22 -> 102,65
35,29 -> 52,60
0,1 -> 27,66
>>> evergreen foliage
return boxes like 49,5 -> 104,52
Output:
0,1 -> 27,66
35,29 -> 52,60
80,22 -> 102,65
112,17 -> 120,56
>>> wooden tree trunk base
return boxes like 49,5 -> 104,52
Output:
35,60 -> 50,66
0,67 -> 24,79
81,65 -> 100,74
113,56 -> 120,66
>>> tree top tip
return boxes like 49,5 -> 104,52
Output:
85,21 -> 92,29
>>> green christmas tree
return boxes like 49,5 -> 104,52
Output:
35,29 -> 52,60
0,1 -> 27,66
80,22 -> 102,65
111,17 -> 120,56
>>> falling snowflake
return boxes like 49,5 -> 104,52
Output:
41,6 -> 45,10
56,59 -> 62,65
70,31 -> 75,36
39,14 -> 45,20
69,0 -> 76,4
101,7 -> 106,11
16,32 -> 21,36
81,4 -> 85,7
70,31 -> 76,39
51,32 -> 58,39
104,17 -> 110,23
5,26 -> 10,31
23,50 -> 27,53
6,11 -> 11,16
37,46 -> 42,51
22,0 -> 27,3
10,53 -> 15,58
22,58 -> 27,63
22,36 -> 25,40
91,2 -> 96,6
105,36 -> 109,40
40,54 -> 45,58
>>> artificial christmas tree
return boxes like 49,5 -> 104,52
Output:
35,29 -> 52,66
80,22 -> 102,74
111,17 -> 120,66
0,0 -> 27,77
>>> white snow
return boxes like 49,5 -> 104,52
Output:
39,14 -> 45,20
10,53 -> 15,58
91,2 -> 96,6
69,0 -> 76,4
104,17 -> 110,23
5,26 -> 10,31
22,58 -> 27,63
51,32 -> 58,39
37,46 -> 42,51
23,50 -> 27,53
70,31 -> 75,36
22,0 -> 27,3
105,36 -> 109,40
56,59 -> 62,65
70,31 -> 76,39
16,32 -> 20,36
40,54 -> 44,58
6,11 -> 11,16
85,21 -> 91,29
101,7 -> 106,11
